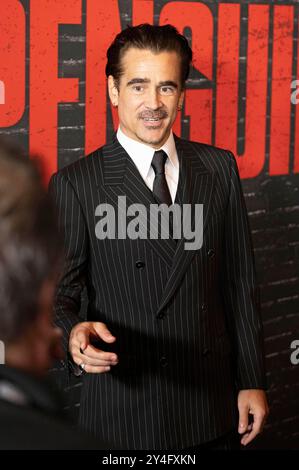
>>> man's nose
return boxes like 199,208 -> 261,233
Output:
145,88 -> 162,110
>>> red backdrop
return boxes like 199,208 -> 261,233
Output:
0,0 -> 298,182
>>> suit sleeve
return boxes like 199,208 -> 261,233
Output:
48,171 -> 88,366
221,151 -> 267,390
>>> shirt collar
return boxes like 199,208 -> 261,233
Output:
116,126 -> 178,180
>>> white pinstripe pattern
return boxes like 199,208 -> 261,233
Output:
48,134 -> 266,450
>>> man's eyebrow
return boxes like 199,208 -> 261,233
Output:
126,78 -> 151,86
126,78 -> 178,88
158,81 -> 178,89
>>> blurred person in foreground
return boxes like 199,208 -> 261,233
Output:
0,138 -> 107,449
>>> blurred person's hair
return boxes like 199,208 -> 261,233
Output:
105,23 -> 193,89
0,138 -> 62,343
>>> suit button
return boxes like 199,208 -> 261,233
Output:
136,260 -> 145,269
160,356 -> 168,367
202,348 -> 211,357
208,248 -> 215,258
201,303 -> 207,312
156,312 -> 165,320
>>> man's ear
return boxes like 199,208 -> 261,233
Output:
108,75 -> 119,107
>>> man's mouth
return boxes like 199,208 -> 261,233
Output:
140,115 -> 167,127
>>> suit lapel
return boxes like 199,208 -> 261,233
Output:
98,135 -> 216,312
156,136 -> 217,314
100,136 -> 176,268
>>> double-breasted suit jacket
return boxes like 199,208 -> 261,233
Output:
49,134 -> 266,450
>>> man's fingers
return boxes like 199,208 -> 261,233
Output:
241,412 -> 265,446
83,344 -> 118,363
72,353 -> 112,373
92,322 -> 116,343
84,364 -> 111,374
75,328 -> 89,351
71,342 -> 118,364
72,350 -> 118,367
238,404 -> 249,434
69,322 -> 118,372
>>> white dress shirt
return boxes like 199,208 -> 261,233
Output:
116,127 -> 179,203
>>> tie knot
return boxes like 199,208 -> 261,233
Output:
151,150 -> 168,175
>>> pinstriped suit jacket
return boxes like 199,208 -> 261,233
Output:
49,134 -> 266,450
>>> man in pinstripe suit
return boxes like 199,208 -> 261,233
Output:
49,24 -> 269,450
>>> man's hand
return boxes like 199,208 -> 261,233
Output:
238,389 -> 269,446
69,321 -> 118,373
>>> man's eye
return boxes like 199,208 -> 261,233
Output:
132,85 -> 144,92
160,87 -> 175,95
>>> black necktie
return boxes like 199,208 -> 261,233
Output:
151,150 -> 172,206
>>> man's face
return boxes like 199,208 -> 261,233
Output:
108,48 -> 185,148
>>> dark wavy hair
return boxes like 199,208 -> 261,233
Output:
106,23 -> 193,89
0,138 -> 62,343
